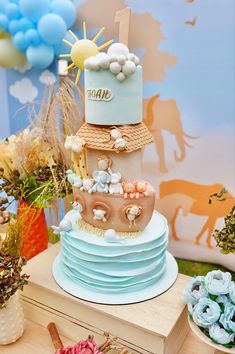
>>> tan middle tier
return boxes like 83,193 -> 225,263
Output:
73,186 -> 155,233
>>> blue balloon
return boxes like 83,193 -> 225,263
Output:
26,44 -> 54,69
9,19 -> 20,34
6,3 -> 20,19
54,29 -> 77,58
13,31 -> 28,51
0,0 -> 9,13
19,17 -> 33,32
50,0 -> 76,28
0,14 -> 9,30
38,13 -> 66,45
19,0 -> 50,22
25,28 -> 41,46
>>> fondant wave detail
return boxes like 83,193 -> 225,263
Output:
62,238 -> 168,263
62,231 -> 167,257
59,210 -> 168,294
62,250 -> 165,277
62,261 -> 166,294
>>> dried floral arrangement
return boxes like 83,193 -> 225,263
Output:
0,77 -> 84,211
48,323 -> 133,354
184,270 -> 235,348
0,196 -> 10,225
209,188 -> 235,254
0,217 -> 29,309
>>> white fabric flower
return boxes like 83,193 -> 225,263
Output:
219,303 -> 235,333
229,281 -> 235,303
192,298 -> 221,328
187,303 -> 194,315
183,276 -> 208,306
209,323 -> 235,344
205,270 -> 231,295
216,295 -> 230,307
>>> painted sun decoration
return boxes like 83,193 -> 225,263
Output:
60,22 -> 113,84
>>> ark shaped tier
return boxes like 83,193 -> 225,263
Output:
65,123 -> 155,233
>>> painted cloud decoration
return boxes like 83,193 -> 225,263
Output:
39,70 -> 56,85
14,61 -> 32,74
9,78 -> 38,104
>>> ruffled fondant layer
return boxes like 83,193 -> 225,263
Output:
60,210 -> 168,294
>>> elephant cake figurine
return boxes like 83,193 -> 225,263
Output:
53,24 -> 177,305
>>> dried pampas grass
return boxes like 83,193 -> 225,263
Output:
28,76 -> 84,170
0,76 -> 83,209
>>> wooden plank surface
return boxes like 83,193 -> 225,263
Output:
0,320 -> 72,354
0,319 -> 214,354
23,243 -> 190,338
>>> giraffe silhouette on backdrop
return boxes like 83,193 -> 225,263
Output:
159,180 -> 235,248
144,95 -> 198,172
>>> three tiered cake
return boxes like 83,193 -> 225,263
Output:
53,41 -> 178,304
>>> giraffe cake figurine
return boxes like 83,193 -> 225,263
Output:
53,22 -> 178,304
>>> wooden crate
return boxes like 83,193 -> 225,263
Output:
20,243 -> 191,354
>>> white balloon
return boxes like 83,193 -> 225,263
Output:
110,61 -> 122,74
109,54 -> 118,63
107,43 -> 129,57
117,54 -> 126,65
122,60 -> 136,76
84,57 -> 94,70
127,53 -> 135,61
96,52 -> 109,60
90,57 -> 100,70
134,55 -> 140,65
97,53 -> 110,69
116,72 -> 126,82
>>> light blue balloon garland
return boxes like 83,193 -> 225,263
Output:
0,0 -> 77,69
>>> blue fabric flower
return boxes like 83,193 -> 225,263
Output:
183,276 -> 208,306
192,298 -> 221,328
216,295 -> 230,307
187,303 -> 194,315
209,323 -> 235,345
229,281 -> 235,303
220,303 -> 235,333
205,270 -> 231,296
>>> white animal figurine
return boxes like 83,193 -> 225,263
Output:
104,229 -> 125,243
72,201 -> 83,213
126,205 -> 142,228
66,170 -> 82,188
64,135 -> 74,150
52,219 -> 72,234
73,176 -> 83,188
71,137 -> 86,153
109,172 -> 123,194
113,137 -> 127,151
80,178 -> 94,194
93,209 -> 107,222
66,169 -> 75,185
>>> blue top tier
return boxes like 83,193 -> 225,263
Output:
84,66 -> 143,126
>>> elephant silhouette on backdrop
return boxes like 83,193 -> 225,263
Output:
144,95 -> 198,173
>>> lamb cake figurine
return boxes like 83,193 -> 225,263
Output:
53,21 -> 177,305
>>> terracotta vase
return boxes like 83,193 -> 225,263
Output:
0,293 -> 24,345
17,200 -> 48,260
